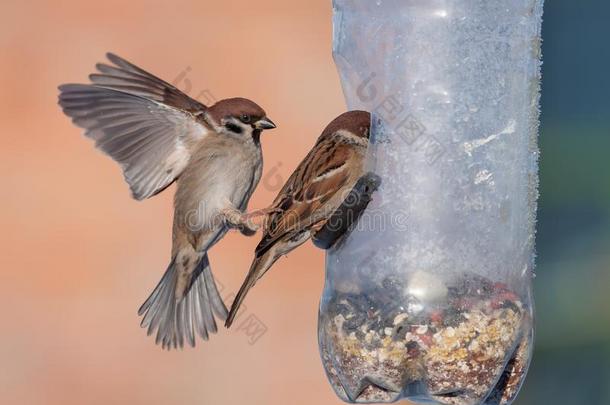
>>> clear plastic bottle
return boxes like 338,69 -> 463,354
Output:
318,1 -> 543,404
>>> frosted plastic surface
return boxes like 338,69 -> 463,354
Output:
318,1 -> 543,404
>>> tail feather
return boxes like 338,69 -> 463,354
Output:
225,250 -> 275,328
197,267 -> 218,335
202,262 -> 229,320
226,230 -> 312,328
138,253 -> 228,349
192,281 -> 209,340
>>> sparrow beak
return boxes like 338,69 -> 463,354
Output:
255,117 -> 276,130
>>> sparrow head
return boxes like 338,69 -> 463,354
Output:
318,110 -> 371,143
206,97 -> 276,142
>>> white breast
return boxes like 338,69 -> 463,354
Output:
175,136 -> 262,231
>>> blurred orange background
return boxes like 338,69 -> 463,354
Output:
0,1 -> 353,404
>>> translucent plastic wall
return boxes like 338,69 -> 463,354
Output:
319,0 -> 543,403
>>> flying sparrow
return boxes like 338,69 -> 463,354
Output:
58,53 -> 276,349
225,111 -> 371,327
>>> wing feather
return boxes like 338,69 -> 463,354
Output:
59,53 -> 211,200
59,83 -> 207,200
91,53 -> 206,112
255,138 -> 355,256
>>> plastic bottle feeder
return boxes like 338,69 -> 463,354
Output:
318,1 -> 543,404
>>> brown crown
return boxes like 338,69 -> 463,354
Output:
207,97 -> 267,123
319,110 -> 371,140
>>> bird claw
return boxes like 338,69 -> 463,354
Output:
221,207 -> 259,236
239,219 -> 259,236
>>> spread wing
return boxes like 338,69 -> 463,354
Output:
58,53 -> 209,200
255,137 -> 356,257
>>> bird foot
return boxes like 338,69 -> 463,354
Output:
221,207 -> 260,236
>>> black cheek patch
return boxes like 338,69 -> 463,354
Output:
226,122 -> 243,134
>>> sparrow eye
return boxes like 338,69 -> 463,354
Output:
241,114 -> 251,124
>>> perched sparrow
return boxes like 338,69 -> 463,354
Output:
225,111 -> 371,327
58,53 -> 276,349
